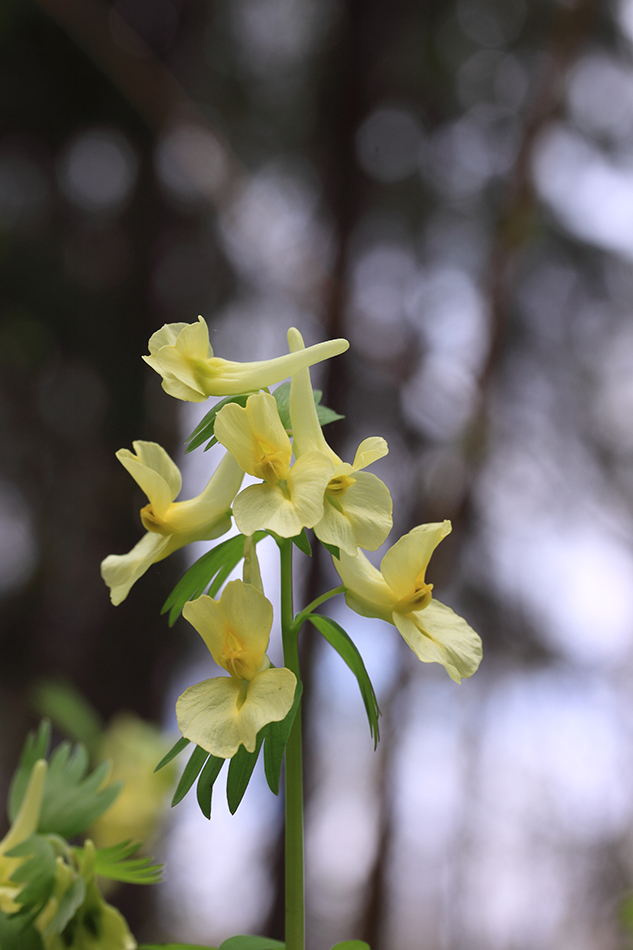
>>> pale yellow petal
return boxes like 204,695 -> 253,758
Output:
149,345 -> 209,399
316,471 -> 392,555
165,451 -> 243,535
182,595 -> 227,663
218,579 -> 273,657
233,483 -> 305,537
175,315 -> 213,358
381,521 -> 452,599
215,393 -> 291,481
352,436 -> 389,471
394,600 -> 482,683
287,328 -> 340,463
131,441 -> 182,500
176,668 -> 297,758
141,358 -> 209,402
116,444 -> 178,518
0,759 -> 46,856
146,322 -> 191,354
286,451 -> 334,526
101,532 -> 170,605
334,549 -> 396,621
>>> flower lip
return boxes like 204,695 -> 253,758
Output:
395,582 -> 434,614
140,504 -> 170,534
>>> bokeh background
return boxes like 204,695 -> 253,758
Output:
2,0 -> 633,947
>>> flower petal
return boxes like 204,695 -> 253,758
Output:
334,548 -> 396,621
288,327 -> 340,463
286,451 -> 334,526
165,451 -> 243,535
217,579 -> 273,657
215,393 -> 292,481
352,437 -> 389,471
316,471 -> 392,555
116,442 -> 181,518
101,532 -> 170,605
176,668 -> 296,758
381,521 -> 452,599
394,600 -> 482,683
233,483 -> 304,537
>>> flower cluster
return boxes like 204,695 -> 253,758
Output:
101,317 -> 482,762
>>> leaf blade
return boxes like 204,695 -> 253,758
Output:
172,745 -> 210,807
263,682 -> 303,796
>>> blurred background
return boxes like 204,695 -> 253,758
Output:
2,0 -> 633,946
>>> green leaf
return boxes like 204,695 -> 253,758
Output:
162,532 -> 267,626
91,840 -> 163,884
43,873 -> 85,937
331,943 -> 370,950
310,615 -> 381,747
0,909 -> 44,950
220,938 -> 285,950
320,541 -> 340,559
226,735 -> 264,815
271,382 -> 292,429
6,834 -> 57,911
172,745 -> 210,807
196,754 -> 225,820
273,382 -> 343,432
263,682 -> 303,796
30,681 -> 103,751
139,945 -> 219,950
8,721 -> 51,822
155,736 -> 190,773
185,394 -> 253,453
38,743 -> 121,839
290,529 -> 311,557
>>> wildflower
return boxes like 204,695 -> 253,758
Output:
288,327 -> 392,555
101,443 -> 243,605
334,522 -> 482,683
39,841 -> 136,950
214,392 -> 335,537
0,759 -> 47,914
176,581 -> 297,758
143,316 -> 350,402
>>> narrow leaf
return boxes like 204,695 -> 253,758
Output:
44,874 -> 85,937
220,938 -> 285,950
31,681 -> 103,751
0,909 -> 44,950
185,394 -> 252,453
139,944 -> 219,950
8,721 -> 51,822
92,841 -> 163,884
330,942 -> 370,950
37,746 -> 121,839
310,615 -> 380,747
226,735 -> 264,815
320,541 -> 340,559
316,404 -> 345,426
172,746 -> 209,807
290,530 -> 311,557
155,736 -> 190,773
7,835 -> 57,910
272,382 -> 292,429
161,536 -> 245,626
196,754 -> 225,820
263,682 -> 303,796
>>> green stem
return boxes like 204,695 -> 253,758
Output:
279,539 -> 304,950
292,585 -> 346,633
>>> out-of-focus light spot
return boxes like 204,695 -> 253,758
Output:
230,0 -> 326,73
494,53 -> 529,111
356,106 -> 424,184
458,50 -> 504,109
534,123 -> 633,258
156,124 -> 228,203
0,485 -> 36,595
456,0 -> 526,48
348,244 -> 416,359
58,129 -> 138,213
594,325 -> 633,453
425,109 -> 517,199
219,163 -> 328,293
401,357 -> 477,440
567,54 -> 633,140
36,360 -> 109,439
0,152 -> 50,231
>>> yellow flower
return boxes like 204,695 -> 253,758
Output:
214,392 -> 335,537
89,715 -> 176,851
176,581 -> 297,758
334,522 -> 482,683
39,841 -> 136,950
143,316 -> 350,402
0,759 -> 47,914
287,327 -> 392,555
101,443 -> 243,605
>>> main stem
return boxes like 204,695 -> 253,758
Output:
279,539 -> 305,950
